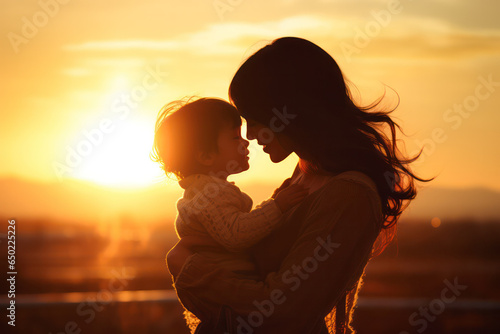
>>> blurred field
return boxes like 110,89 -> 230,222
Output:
1,216 -> 499,334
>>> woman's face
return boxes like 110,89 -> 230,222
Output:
245,119 -> 294,163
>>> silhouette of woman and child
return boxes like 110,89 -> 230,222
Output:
151,37 -> 429,333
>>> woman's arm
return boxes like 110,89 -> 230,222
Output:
167,235 -> 221,280
173,179 -> 382,332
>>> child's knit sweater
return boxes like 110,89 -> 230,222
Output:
175,174 -> 283,253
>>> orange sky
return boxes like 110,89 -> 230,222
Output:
1,0 -> 499,191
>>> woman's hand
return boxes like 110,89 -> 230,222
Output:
167,235 -> 221,280
166,240 -> 192,280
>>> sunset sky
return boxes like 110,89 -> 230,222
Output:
2,0 -> 499,191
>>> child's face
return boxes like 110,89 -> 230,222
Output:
212,125 -> 250,177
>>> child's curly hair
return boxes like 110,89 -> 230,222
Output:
151,97 -> 241,180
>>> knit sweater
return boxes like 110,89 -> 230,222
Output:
175,174 -> 283,253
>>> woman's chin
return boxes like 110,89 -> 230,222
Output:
268,151 -> 290,163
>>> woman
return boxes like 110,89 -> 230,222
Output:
167,37 -> 429,333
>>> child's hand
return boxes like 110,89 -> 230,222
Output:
271,177 -> 293,199
273,183 -> 309,213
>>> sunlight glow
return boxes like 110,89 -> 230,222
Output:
111,74 -> 130,89
71,117 -> 164,187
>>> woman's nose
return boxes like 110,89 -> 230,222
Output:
246,126 -> 256,140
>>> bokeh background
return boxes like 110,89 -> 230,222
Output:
1,0 -> 499,333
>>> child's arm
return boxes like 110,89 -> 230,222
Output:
273,183 -> 309,212
184,181 -> 308,252
271,177 -> 293,199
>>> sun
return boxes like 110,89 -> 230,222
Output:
70,116 -> 165,188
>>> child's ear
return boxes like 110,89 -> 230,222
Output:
196,151 -> 216,166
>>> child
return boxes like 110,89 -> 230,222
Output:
152,97 -> 308,273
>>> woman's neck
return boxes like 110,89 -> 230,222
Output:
298,158 -> 332,176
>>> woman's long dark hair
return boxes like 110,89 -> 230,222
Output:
229,37 -> 431,233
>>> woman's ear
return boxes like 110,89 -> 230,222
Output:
196,151 -> 216,166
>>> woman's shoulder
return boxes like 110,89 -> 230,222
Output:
329,171 -> 378,193
293,171 -> 384,237
311,170 -> 377,195
312,171 -> 382,214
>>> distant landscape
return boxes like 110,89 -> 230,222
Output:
2,177 -> 500,223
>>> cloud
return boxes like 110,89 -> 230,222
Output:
62,13 -> 500,62
62,15 -> 350,55
338,16 -> 500,60
63,40 -> 178,52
